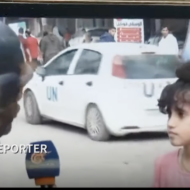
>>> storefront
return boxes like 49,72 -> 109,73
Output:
4,17 -> 189,44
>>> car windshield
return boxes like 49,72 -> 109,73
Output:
121,54 -> 181,79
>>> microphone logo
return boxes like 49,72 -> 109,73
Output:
31,151 -> 51,164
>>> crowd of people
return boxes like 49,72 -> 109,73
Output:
83,25 -> 179,55
17,25 -> 117,69
18,24 -> 179,71
18,26 -> 112,66
18,26 -> 68,69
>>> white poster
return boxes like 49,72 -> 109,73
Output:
8,21 -> 27,38
113,19 -> 144,43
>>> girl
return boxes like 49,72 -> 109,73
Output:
154,63 -> 190,187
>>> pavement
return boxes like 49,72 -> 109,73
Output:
0,101 -> 175,187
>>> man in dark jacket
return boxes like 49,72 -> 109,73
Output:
39,31 -> 48,49
40,26 -> 63,64
99,27 -> 116,42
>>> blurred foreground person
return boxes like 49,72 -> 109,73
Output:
155,63 -> 190,187
40,26 -> 63,64
99,27 -> 116,42
0,21 -> 33,137
83,32 -> 93,43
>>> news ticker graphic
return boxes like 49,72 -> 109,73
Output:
0,144 -> 48,154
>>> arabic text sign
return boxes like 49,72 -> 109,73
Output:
114,19 -> 144,43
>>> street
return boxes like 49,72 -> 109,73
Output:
0,101 -> 175,187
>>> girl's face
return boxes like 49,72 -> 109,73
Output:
168,104 -> 190,146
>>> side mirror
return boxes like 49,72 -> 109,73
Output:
36,66 -> 46,77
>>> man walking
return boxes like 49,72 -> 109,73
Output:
25,30 -> 41,69
99,27 -> 116,42
64,28 -> 71,48
39,31 -> 48,49
40,26 -> 63,64
158,26 -> 179,55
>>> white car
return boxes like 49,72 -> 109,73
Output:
23,43 -> 181,141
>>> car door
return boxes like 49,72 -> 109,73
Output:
61,49 -> 103,126
39,49 -> 79,120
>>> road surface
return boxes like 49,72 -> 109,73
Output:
0,101 -> 175,187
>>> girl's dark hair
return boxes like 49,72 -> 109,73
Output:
158,62 -> 190,115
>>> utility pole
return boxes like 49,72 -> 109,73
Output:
75,19 -> 78,32
41,18 -> 47,31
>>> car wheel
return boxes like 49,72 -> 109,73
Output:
86,105 -> 110,141
24,90 -> 42,124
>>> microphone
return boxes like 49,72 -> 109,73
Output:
25,140 -> 60,188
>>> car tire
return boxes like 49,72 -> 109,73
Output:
86,105 -> 110,141
24,90 -> 42,125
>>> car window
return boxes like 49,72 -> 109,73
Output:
45,49 -> 77,76
119,54 -> 181,79
74,49 -> 102,75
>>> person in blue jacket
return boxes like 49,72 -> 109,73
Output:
99,27 -> 116,42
